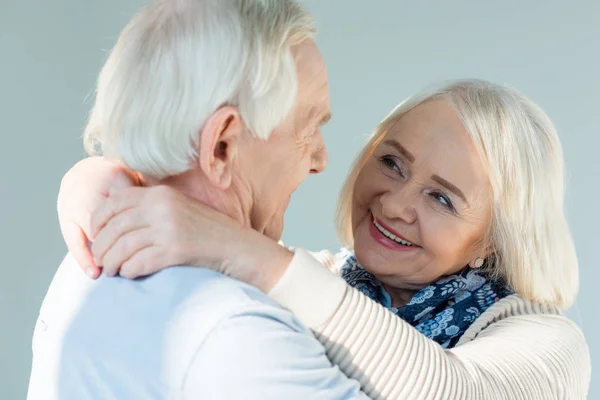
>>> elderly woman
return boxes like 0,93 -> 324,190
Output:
59,80 -> 590,399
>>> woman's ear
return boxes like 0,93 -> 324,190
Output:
198,106 -> 244,189
481,240 -> 496,261
468,237 -> 495,269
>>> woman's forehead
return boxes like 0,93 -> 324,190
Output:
378,101 -> 491,199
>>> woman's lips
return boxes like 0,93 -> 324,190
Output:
368,214 -> 420,252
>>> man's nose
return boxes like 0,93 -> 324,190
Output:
310,134 -> 328,174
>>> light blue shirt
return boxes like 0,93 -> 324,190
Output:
28,254 -> 368,400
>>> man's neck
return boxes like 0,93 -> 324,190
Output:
140,169 -> 252,230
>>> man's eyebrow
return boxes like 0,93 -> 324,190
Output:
307,105 -> 331,126
320,111 -> 332,125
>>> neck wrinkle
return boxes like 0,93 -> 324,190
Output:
144,169 -> 254,230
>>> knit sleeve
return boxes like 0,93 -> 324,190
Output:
268,249 -> 591,400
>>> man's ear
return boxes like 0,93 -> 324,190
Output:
198,106 -> 244,189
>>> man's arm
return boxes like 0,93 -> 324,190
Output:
182,306 -> 370,400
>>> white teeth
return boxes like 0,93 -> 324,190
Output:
373,218 -> 415,246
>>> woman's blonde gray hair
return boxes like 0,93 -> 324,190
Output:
337,79 -> 578,309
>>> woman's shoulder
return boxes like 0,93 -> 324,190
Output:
278,242 -> 340,273
456,295 -> 591,398
459,294 -> 591,376
458,294 -> 558,343
307,249 -> 344,273
460,294 -> 586,343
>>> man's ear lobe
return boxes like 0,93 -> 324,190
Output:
198,106 -> 243,189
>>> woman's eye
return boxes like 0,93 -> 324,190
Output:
431,192 -> 454,211
379,155 -> 405,178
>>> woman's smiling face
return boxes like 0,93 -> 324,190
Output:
351,99 -> 493,293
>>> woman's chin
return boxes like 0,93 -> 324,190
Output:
353,235 -> 390,273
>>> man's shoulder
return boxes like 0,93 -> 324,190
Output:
40,253 -> 301,359
46,253 -> 284,324
31,253 -> 307,398
53,253 -> 313,343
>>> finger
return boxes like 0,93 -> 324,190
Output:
120,246 -> 168,279
91,208 -> 148,266
101,228 -> 154,277
60,220 -> 101,279
90,187 -> 148,238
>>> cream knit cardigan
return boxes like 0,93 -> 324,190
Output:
269,249 -> 591,400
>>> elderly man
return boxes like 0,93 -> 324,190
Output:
27,0 -> 367,399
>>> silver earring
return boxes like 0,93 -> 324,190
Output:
473,258 -> 484,269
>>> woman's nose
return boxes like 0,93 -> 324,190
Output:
380,185 -> 418,224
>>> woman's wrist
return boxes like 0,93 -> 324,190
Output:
224,228 -> 293,293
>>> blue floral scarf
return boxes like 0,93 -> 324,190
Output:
338,250 -> 513,348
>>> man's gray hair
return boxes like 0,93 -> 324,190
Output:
84,0 -> 316,179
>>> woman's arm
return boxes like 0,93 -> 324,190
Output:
57,161 -> 292,284
270,253 -> 591,399
88,186 -> 590,399
88,185 -> 293,283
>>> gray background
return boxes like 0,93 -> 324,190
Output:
1,0 -> 598,398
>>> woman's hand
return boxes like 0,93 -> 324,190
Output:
90,185 -> 293,292
57,157 -> 139,278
